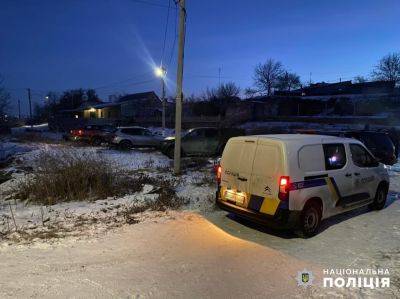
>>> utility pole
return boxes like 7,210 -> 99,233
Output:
18,99 -> 21,119
309,72 -> 312,85
161,67 -> 166,134
173,0 -> 186,175
218,67 -> 221,86
27,88 -> 32,126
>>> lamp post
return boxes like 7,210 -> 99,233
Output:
155,66 -> 167,135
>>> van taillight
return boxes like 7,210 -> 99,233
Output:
216,165 -> 222,184
278,176 -> 290,201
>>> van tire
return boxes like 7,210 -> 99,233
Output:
296,201 -> 322,238
369,184 -> 388,210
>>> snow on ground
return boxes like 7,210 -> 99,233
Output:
0,141 -> 32,163
0,138 -> 216,245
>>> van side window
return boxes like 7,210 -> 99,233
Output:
298,144 -> 325,172
350,144 -> 379,168
323,144 -> 346,170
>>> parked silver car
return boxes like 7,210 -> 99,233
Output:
112,126 -> 163,149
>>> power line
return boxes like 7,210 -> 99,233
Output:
129,0 -> 176,9
166,0 -> 178,69
160,0 -> 171,66
92,71 -> 153,90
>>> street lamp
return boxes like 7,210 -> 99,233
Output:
155,66 -> 167,135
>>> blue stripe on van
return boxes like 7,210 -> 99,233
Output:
248,195 -> 264,211
290,178 -> 327,191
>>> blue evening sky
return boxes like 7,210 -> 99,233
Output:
1,0 -> 399,115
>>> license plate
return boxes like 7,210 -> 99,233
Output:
225,190 -> 245,205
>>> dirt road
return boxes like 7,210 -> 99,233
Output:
0,213 -> 322,298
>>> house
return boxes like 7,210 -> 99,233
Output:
58,91 -> 161,120
117,91 -> 162,119
51,91 -> 162,131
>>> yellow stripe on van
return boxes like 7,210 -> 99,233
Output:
325,177 -> 340,204
259,197 -> 281,215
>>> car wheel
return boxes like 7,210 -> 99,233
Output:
296,201 -> 322,238
119,140 -> 132,150
369,184 -> 387,210
166,146 -> 175,159
91,137 -> 102,146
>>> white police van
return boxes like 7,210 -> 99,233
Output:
216,134 -> 390,237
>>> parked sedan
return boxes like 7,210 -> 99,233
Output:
161,127 -> 245,158
112,126 -> 163,149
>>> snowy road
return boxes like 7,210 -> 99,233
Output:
0,197 -> 399,298
0,213 -> 321,298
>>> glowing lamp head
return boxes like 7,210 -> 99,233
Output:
155,66 -> 166,78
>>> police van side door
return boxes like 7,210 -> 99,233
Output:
349,143 -> 380,203
322,143 -> 355,210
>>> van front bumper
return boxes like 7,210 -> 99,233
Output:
216,192 -> 300,229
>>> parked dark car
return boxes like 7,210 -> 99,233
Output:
64,124 -> 116,145
161,127 -> 245,158
344,131 -> 397,165
296,129 -> 397,165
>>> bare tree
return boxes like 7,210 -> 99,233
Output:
253,59 -> 284,96
372,52 -> 400,84
0,76 -> 11,120
244,87 -> 259,99
201,82 -> 241,100
215,82 -> 240,98
276,71 -> 301,91
353,75 -> 367,83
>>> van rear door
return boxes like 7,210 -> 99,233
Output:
249,139 -> 284,215
250,140 -> 283,198
220,138 -> 257,199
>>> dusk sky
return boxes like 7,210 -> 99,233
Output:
1,0 -> 399,116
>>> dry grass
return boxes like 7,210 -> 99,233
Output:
13,150 -> 150,205
119,177 -> 188,224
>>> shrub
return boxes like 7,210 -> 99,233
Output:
14,150 -> 148,205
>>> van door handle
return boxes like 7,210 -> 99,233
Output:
345,173 -> 352,177
238,177 -> 248,182
354,172 -> 360,176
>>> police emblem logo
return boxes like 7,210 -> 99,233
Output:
296,269 -> 314,287
302,273 -> 309,283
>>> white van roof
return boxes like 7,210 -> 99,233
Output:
234,134 -> 360,145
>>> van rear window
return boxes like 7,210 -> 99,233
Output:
323,144 -> 346,170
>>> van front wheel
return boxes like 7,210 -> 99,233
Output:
296,202 -> 322,238
369,184 -> 387,210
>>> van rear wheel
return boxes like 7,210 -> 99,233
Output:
296,202 -> 322,238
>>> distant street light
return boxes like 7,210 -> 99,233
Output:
155,66 -> 167,135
